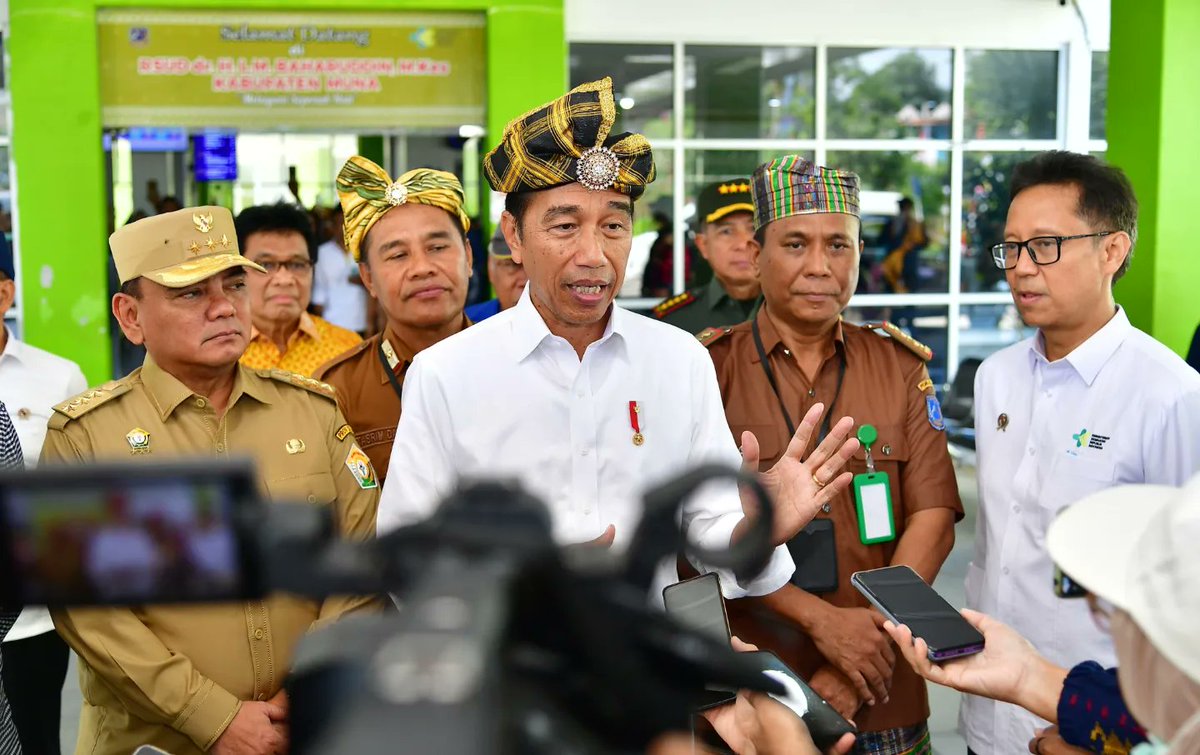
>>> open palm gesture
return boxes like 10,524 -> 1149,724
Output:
740,402 -> 859,546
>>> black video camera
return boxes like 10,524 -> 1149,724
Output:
0,459 -> 785,754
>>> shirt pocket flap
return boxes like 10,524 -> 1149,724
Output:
265,472 -> 338,506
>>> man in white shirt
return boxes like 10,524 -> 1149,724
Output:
378,78 -> 860,603
0,264 -> 88,754
962,151 -> 1200,754
311,204 -> 369,335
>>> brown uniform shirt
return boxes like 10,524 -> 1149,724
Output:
705,307 -> 963,733
314,318 -> 469,483
42,357 -> 380,755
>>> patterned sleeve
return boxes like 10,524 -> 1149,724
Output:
0,402 -> 24,469
1057,661 -> 1148,754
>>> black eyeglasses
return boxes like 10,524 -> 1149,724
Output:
990,232 -> 1114,270
254,260 -> 314,276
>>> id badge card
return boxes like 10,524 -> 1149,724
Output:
853,472 -> 896,545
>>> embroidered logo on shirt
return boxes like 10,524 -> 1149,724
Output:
1072,428 -> 1110,451
344,443 -> 378,490
925,395 -> 945,431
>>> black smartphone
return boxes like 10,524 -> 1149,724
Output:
851,565 -> 985,662
747,650 -> 857,751
663,573 -> 738,710
1054,565 -> 1089,598
663,572 -> 731,642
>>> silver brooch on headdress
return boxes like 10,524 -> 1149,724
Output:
384,181 -> 409,206
576,145 -> 620,192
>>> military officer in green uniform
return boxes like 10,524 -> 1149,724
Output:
653,179 -> 761,333
42,206 -> 381,755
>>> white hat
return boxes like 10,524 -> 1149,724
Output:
1046,474 -> 1200,686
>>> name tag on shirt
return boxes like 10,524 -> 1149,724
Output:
854,472 -> 896,544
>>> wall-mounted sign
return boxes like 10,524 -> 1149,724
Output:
98,10 -> 486,129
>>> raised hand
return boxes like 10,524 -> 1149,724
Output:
740,403 -> 859,546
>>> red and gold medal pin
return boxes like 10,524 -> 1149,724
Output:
629,400 -> 644,446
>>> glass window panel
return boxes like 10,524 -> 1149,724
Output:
0,145 -> 9,194
959,302 -> 1035,366
845,305 -> 950,387
685,45 -> 815,139
965,50 -> 1059,139
682,150 -> 812,291
1090,51 -> 1108,140
570,43 -> 674,139
827,150 -> 950,295
961,151 -> 1026,292
620,154 -> 673,298
826,47 -> 952,139
684,149 -> 814,213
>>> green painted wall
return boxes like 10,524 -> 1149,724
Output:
9,0 -> 565,382
1108,0 -> 1200,354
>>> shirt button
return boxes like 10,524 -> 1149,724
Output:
1028,448 -> 1036,456
808,389 -> 816,397
254,628 -> 264,640
216,443 -> 225,453
195,398 -> 206,408
1012,504 -> 1020,513
576,390 -> 585,398
580,448 -> 590,457
307,494 -> 317,504
1002,567 -> 1011,575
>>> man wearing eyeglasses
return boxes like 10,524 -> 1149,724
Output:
237,203 -> 361,376
961,151 -> 1200,755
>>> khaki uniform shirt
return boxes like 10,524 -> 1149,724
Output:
42,356 -> 380,755
315,318 -> 468,483
704,307 -> 962,733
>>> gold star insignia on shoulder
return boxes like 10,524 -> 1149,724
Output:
738,183 -> 750,192
188,241 -> 201,254
718,184 -> 730,194
204,237 -> 216,250
219,234 -> 230,249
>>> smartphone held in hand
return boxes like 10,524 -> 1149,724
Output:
851,565 -> 985,662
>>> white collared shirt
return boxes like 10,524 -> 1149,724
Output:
0,327 -> 88,642
311,239 -> 367,333
962,307 -> 1200,754
377,290 -> 794,600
